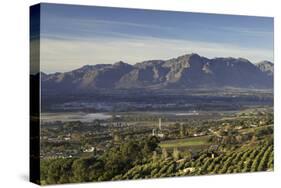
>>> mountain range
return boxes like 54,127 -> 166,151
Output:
41,53 -> 273,94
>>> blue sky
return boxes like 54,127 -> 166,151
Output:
38,3 -> 274,73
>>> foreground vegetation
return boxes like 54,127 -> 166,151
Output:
40,135 -> 273,185
40,107 -> 273,185
119,139 -> 273,180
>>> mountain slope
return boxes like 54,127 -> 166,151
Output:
41,53 -> 274,94
256,61 -> 274,76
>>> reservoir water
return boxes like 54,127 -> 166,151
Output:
41,112 -> 112,123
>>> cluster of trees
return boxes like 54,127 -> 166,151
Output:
40,136 -> 159,185
254,126 -> 273,137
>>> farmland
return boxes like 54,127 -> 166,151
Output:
160,136 -> 211,149
40,103 -> 273,184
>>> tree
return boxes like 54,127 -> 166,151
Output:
143,136 -> 160,155
180,124 -> 185,138
162,148 -> 169,159
72,158 -> 92,182
173,147 -> 180,160
45,158 -> 74,184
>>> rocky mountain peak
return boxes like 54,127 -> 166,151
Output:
41,53 -> 274,93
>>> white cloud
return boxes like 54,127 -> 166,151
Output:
40,36 -> 273,73
220,26 -> 273,37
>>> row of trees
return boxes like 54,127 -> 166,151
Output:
114,139 -> 273,179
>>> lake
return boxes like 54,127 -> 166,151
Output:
41,112 -> 112,123
41,110 -> 204,123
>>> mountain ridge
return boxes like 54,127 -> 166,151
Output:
41,53 -> 273,94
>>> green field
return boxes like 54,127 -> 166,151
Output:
160,136 -> 211,149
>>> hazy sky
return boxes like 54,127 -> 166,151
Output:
38,3 -> 274,73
